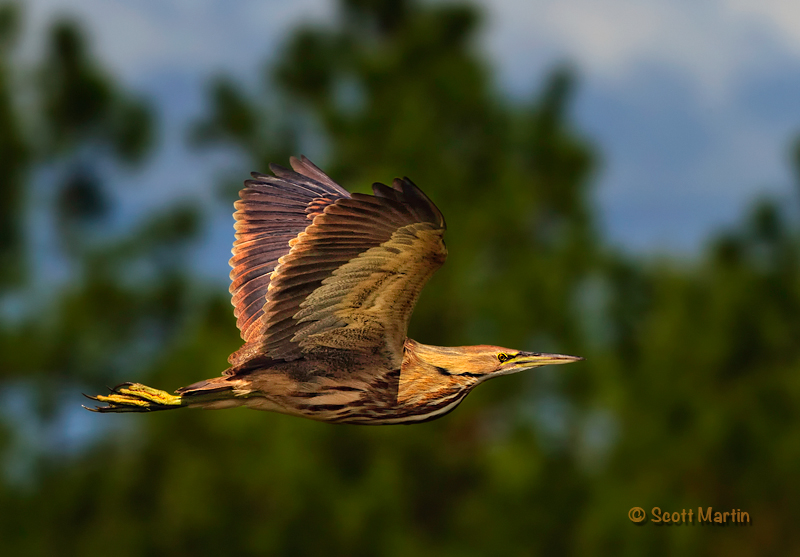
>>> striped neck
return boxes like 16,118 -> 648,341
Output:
398,339 -> 480,407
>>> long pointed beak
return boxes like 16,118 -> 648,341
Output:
514,352 -> 584,368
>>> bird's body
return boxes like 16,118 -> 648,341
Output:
183,340 -> 483,425
86,157 -> 582,424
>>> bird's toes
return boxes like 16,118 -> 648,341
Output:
82,383 -> 183,412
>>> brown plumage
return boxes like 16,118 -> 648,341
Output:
84,156 -> 582,424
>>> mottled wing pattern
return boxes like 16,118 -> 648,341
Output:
229,156 -> 349,346
258,176 -> 447,367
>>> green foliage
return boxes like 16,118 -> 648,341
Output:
1,0 -> 799,555
0,2 -> 28,287
40,19 -> 154,163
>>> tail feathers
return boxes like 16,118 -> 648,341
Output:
84,378 -> 242,413
176,376 -> 234,395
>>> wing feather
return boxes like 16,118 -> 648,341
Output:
228,156 -> 349,344
255,177 -> 446,366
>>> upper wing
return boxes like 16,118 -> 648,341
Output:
255,175 -> 447,367
229,156 -> 349,344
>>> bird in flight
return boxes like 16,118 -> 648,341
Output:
85,157 -> 582,424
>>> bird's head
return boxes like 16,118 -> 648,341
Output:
457,345 -> 583,379
407,341 -> 583,384
399,341 -> 584,410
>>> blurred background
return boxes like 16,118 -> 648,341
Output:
1,0 -> 799,554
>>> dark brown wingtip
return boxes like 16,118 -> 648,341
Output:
395,176 -> 446,229
372,182 -> 403,203
268,162 -> 291,177
289,155 -> 350,194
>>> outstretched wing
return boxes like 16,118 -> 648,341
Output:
229,156 -> 349,344
239,167 -> 447,368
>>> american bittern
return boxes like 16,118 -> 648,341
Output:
85,157 -> 582,424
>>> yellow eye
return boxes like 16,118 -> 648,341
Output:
498,353 -> 510,363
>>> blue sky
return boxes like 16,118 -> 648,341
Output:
24,0 -> 800,272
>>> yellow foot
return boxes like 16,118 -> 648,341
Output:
83,383 -> 184,413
